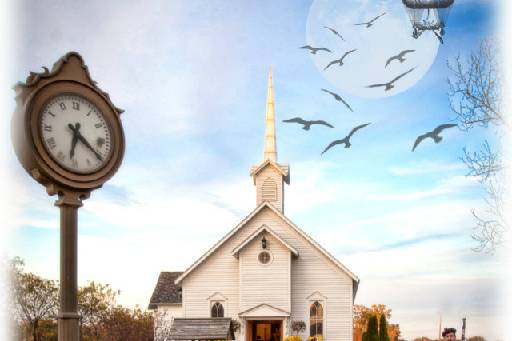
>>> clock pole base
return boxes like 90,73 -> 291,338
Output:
58,312 -> 80,341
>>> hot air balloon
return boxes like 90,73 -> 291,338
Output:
402,0 -> 455,44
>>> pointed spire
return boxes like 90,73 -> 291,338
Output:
264,66 -> 277,161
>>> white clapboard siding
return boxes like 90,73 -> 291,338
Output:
255,167 -> 284,212
239,232 -> 291,312
182,206 -> 353,341
156,304 -> 183,319
250,208 -> 353,341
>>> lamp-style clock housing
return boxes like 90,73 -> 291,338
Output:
12,52 -> 125,192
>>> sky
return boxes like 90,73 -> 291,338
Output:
0,0 -> 511,340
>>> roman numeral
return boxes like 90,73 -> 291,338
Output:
43,124 -> 52,132
72,159 -> 78,168
72,101 -> 80,110
86,109 -> 93,116
59,102 -> 66,110
46,137 -> 56,150
57,151 -> 65,161
95,123 -> 104,128
48,111 -> 55,117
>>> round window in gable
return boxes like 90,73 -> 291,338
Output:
258,251 -> 271,264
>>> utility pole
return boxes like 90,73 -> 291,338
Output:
438,314 -> 442,341
461,318 -> 466,341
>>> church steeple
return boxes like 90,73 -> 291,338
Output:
264,67 -> 277,162
250,67 -> 290,213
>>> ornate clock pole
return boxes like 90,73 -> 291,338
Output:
11,52 -> 125,341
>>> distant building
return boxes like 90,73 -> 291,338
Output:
149,70 -> 359,341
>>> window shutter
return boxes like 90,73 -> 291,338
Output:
262,178 -> 277,201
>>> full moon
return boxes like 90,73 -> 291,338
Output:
306,0 -> 440,98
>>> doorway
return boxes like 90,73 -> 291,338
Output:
246,320 -> 282,341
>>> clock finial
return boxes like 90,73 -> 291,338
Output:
263,66 -> 277,162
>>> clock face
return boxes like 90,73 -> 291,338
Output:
40,94 -> 112,174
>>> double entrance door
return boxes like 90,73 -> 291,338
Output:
246,320 -> 282,341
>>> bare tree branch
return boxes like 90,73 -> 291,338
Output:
447,39 -> 507,254
447,40 -> 503,131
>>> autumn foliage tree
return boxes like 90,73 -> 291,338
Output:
10,257 -> 154,341
379,315 -> 390,341
354,304 -> 392,331
365,315 -> 379,341
78,281 -> 118,339
98,305 -> 153,341
11,258 -> 59,341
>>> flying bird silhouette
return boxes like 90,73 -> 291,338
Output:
321,88 -> 353,112
300,45 -> 332,54
321,123 -> 371,155
324,49 -> 357,70
412,123 -> 458,151
323,26 -> 345,41
354,12 -> 386,28
385,50 -> 415,67
433,30 -> 444,44
282,117 -> 334,131
366,67 -> 416,91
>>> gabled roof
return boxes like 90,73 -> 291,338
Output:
238,303 -> 290,317
250,160 -> 290,184
231,224 -> 298,257
148,272 -> 183,310
175,202 -> 359,285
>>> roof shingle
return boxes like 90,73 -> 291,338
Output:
148,271 -> 183,310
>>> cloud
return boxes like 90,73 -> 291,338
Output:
356,277 -> 504,340
389,161 -> 465,176
368,175 -> 481,201
95,184 -> 139,206
361,232 -> 463,252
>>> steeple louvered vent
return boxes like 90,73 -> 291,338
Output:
262,178 -> 277,202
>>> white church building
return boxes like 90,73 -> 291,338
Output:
148,70 -> 359,341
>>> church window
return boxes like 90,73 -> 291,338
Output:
258,251 -> 271,264
309,301 -> 323,339
211,302 -> 224,318
262,178 -> 277,201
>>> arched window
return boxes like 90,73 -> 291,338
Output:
262,178 -> 277,201
310,301 -> 323,338
211,302 -> 224,318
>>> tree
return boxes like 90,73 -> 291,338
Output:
154,309 -> 175,341
379,315 -> 390,341
363,331 -> 369,341
354,304 -> 392,331
354,305 -> 371,330
99,305 -> 153,341
370,304 -> 391,323
12,268 -> 59,341
387,324 -> 401,341
447,39 -> 507,253
291,320 -> 307,336
78,281 -> 118,340
367,315 -> 379,341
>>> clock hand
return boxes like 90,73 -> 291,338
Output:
69,123 -> 103,161
76,133 -> 103,161
68,124 -> 79,159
